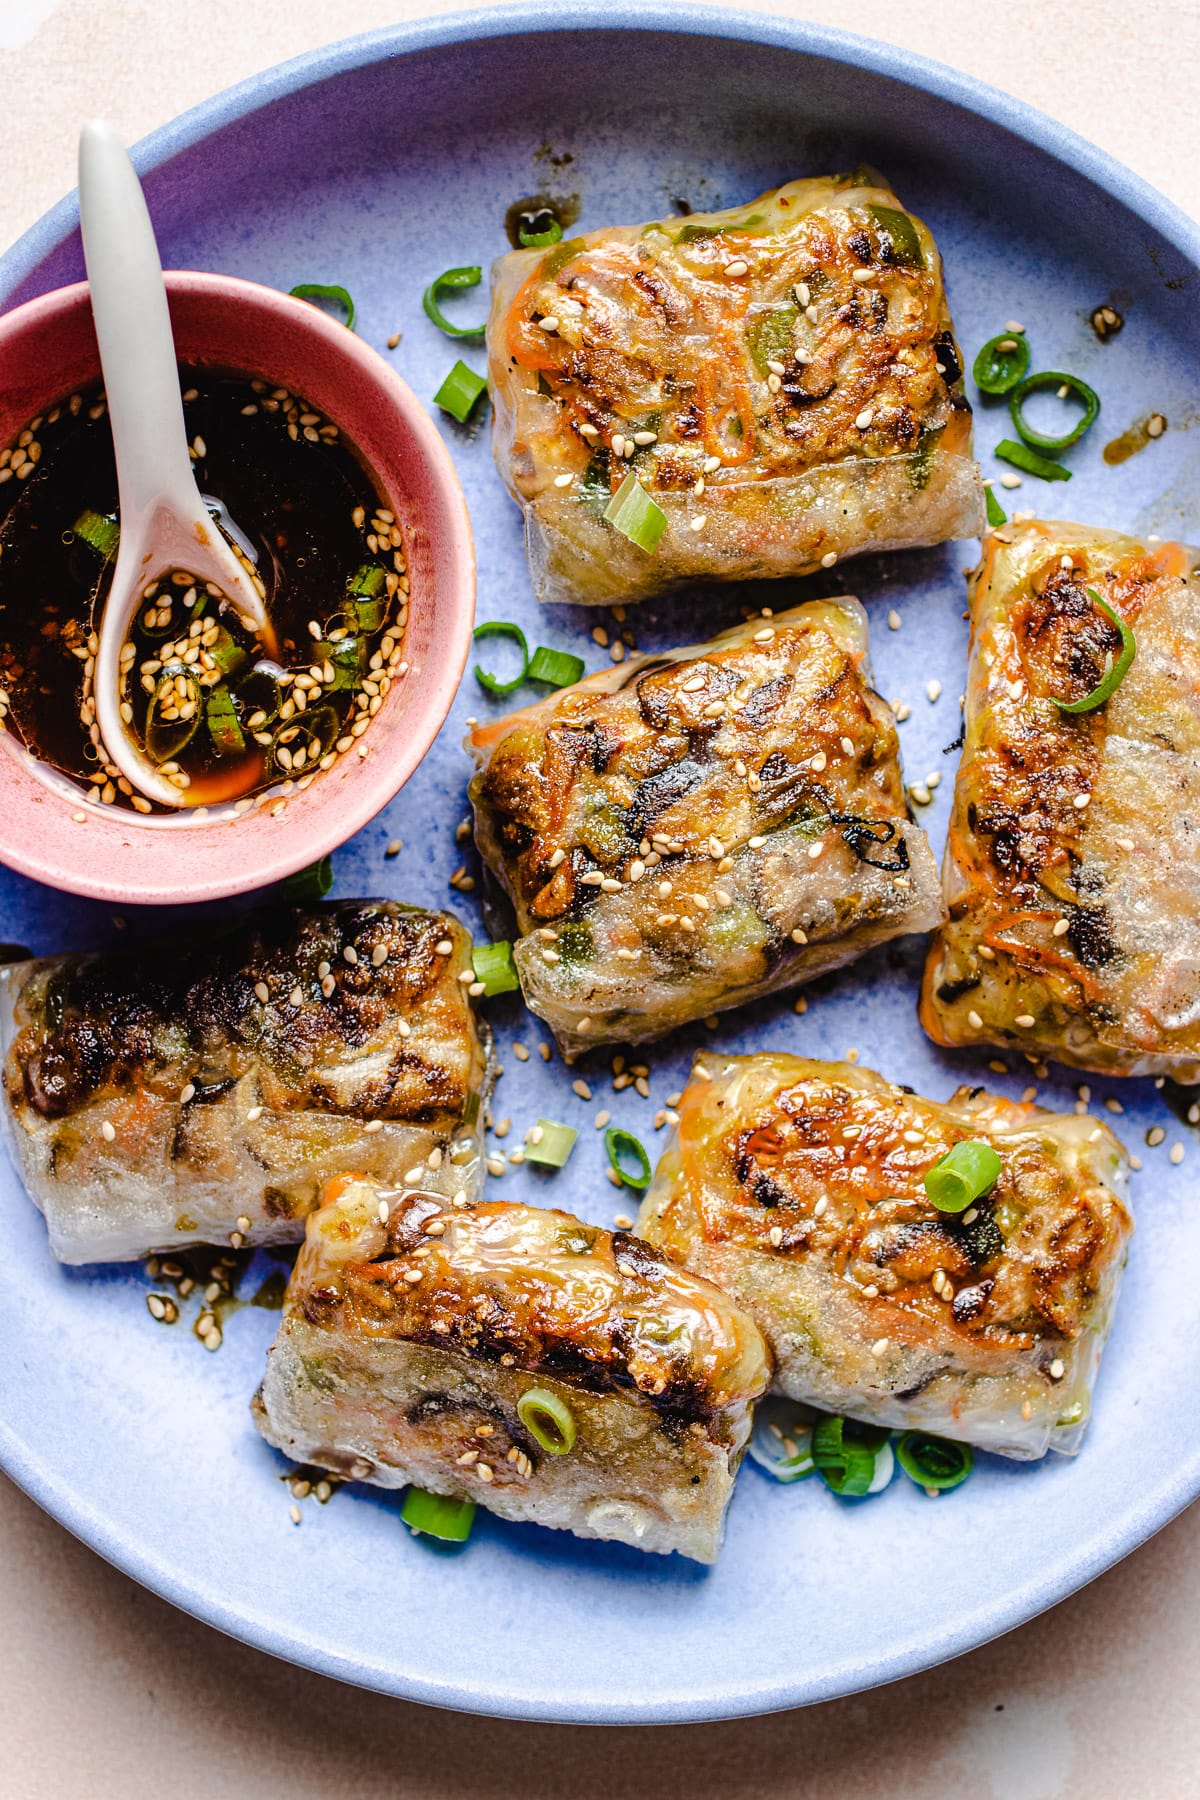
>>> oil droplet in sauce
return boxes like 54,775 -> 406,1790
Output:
1103,413 -> 1168,465
504,192 -> 581,250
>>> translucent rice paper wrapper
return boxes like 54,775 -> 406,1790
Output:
254,1178 -> 771,1563
488,170 -> 983,605
637,1053 -> 1133,1461
469,600 -> 943,1056
922,520 -> 1200,1079
0,901 -> 494,1264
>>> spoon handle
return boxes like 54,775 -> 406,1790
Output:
78,119 -> 196,528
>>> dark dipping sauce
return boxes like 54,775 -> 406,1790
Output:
0,371 -> 408,813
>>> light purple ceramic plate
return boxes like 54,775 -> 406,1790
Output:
0,2 -> 1198,1725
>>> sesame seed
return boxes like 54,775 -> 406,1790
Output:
724,259 -> 749,278
1049,1359 -> 1065,1381
854,408 -> 874,430
553,472 -> 574,488
887,609 -> 901,631
1053,918 -> 1070,937
1073,793 -> 1090,810
1147,413 -> 1166,438
813,1195 -> 829,1218
926,679 -> 942,702
573,1079 -> 592,1100
254,981 -> 270,1004
967,1010 -> 984,1030
513,1043 -> 530,1062
1015,1014 -> 1035,1028
364,1119 -> 384,1135
1005,320 -> 1025,334
1147,1126 -> 1166,1147
1170,1143 -> 1185,1165
435,939 -> 453,955
871,1338 -> 890,1358
690,515 -> 708,533
703,455 -> 721,474
538,316 -> 560,333
820,550 -> 838,568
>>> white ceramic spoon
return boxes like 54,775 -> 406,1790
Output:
78,119 -> 275,809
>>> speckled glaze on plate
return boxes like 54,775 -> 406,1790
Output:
0,1 -> 1198,1726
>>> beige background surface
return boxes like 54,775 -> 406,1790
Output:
1,2 -> 1197,1794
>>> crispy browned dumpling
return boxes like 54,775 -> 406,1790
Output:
637,1053 -> 1132,1460
1,902 -> 492,1263
488,170 -> 982,604
921,521 -> 1200,1078
253,1177 -> 772,1563
468,600 -> 942,1055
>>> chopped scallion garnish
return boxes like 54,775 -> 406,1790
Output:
72,507 -> 119,559
603,470 -> 667,554
422,265 -> 487,340
604,1126 -> 652,1193
518,216 -> 563,250
994,438 -> 1072,482
1009,370 -> 1100,451
984,485 -> 1008,528
516,1387 -> 576,1454
896,1431 -> 973,1492
434,359 -> 488,424
279,856 -> 334,903
471,940 -> 520,997
524,1119 -> 578,1170
145,667 -> 202,765
348,563 -> 386,597
401,1487 -> 476,1542
473,620 -> 529,696
812,1415 -> 892,1498
924,1140 -> 1002,1214
527,644 -> 585,689
972,332 -> 1030,395
288,283 -> 356,331
205,685 -> 245,757
1055,587 -> 1136,713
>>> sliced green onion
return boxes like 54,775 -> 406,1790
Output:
280,856 -> 334,903
72,507 -> 119,559
604,1126 -> 652,1193
603,470 -> 667,554
346,595 -> 385,632
434,359 -> 488,424
316,636 -> 365,691
471,940 -> 520,996
527,645 -> 585,689
525,1119 -> 578,1170
422,265 -> 486,340
289,283 -> 356,331
747,1398 -> 817,1483
896,1431 -> 973,1492
984,485 -> 1008,528
812,1415 -> 891,1498
401,1487 -> 476,1542
972,332 -> 1031,395
208,625 -> 248,678
473,620 -> 529,697
994,438 -> 1072,482
205,685 -> 245,756
348,562 -> 386,596
518,214 -> 564,250
1009,370 -> 1100,451
1055,587 -> 1136,713
517,1387 -> 577,1454
925,1140 -> 1003,1214
145,667 -> 202,765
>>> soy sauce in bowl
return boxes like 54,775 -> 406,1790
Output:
0,371 -> 409,815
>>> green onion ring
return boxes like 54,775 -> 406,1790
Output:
422,265 -> 487,340
517,1387 -> 577,1455
896,1431 -> 973,1492
924,1140 -> 1003,1214
1055,587 -> 1136,714
524,1119 -> 578,1171
434,359 -> 488,424
972,332 -> 1031,395
145,665 -> 203,765
289,283 -> 356,331
400,1487 -> 476,1542
812,1415 -> 891,1497
604,1126 -> 652,1193
527,644 -> 585,689
473,620 -> 529,697
1009,369 -> 1100,451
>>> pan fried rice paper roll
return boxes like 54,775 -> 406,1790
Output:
488,168 -> 982,606
637,1053 -> 1131,1460
0,901 -> 493,1264
468,600 -> 943,1054
922,521 -> 1200,1078
253,1177 -> 771,1563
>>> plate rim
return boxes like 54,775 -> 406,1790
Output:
1,0 -> 1199,1725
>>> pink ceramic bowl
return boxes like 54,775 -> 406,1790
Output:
0,272 -> 475,904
